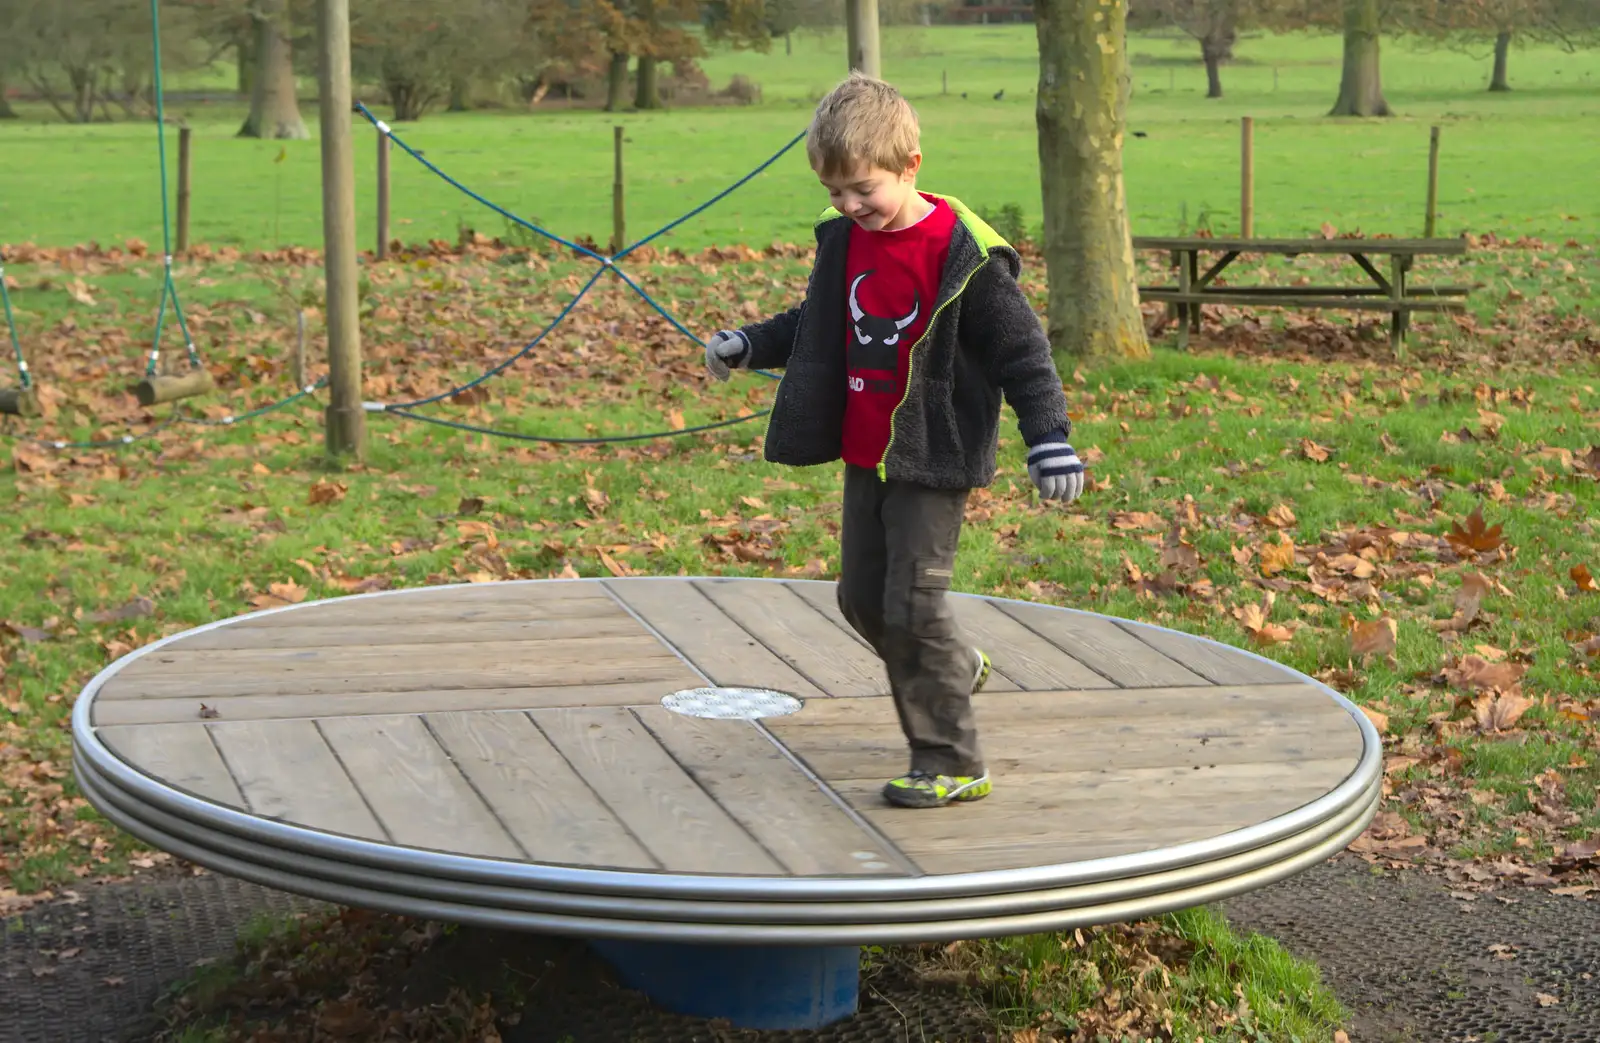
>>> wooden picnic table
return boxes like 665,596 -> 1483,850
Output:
1133,236 -> 1472,350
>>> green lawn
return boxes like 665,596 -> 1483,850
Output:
1,27 -> 1597,255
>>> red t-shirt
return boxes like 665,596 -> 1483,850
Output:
840,195 -> 957,470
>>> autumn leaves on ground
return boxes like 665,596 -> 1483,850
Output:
1,233 -> 1598,1041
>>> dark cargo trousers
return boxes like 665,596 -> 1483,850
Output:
836,464 -> 984,778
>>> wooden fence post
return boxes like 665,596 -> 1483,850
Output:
176,125 -> 192,254
1425,125 -> 1441,238
376,127 -> 390,260
1240,116 -> 1254,239
612,125 -> 625,256
317,0 -> 364,458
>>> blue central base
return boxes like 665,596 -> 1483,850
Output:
588,939 -> 861,1030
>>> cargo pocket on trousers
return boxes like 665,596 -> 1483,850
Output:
909,559 -> 955,639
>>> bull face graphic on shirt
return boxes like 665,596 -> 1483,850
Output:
848,270 -> 920,372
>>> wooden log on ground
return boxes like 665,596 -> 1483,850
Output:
0,385 -> 40,417
134,367 -> 215,407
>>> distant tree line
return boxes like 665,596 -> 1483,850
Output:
0,0 -> 1594,130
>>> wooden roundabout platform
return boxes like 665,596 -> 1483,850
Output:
72,578 -> 1381,1029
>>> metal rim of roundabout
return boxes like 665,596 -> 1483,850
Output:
75,757 -> 1378,944
71,578 -> 1385,936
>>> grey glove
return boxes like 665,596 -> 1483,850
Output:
705,330 -> 751,382
1025,431 -> 1085,503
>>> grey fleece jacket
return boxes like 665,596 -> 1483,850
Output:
736,195 -> 1071,490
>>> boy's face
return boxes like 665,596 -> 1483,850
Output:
817,154 -> 925,232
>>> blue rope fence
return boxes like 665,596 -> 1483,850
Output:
354,102 -> 798,446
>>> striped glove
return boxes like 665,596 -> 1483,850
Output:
1025,431 -> 1085,503
705,330 -> 751,382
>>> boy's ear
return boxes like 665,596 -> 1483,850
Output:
901,152 -> 923,180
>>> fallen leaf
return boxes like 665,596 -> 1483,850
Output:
1351,616 -> 1398,659
1434,572 -> 1492,633
1259,534 -> 1296,576
740,496 -> 767,510
1475,689 -> 1534,733
1445,654 -> 1527,692
198,704 -> 220,719
1446,505 -> 1504,557
307,479 -> 347,505
1573,564 -> 1597,593
1536,993 -> 1560,1007
1263,503 -> 1297,529
1109,510 -> 1164,531
1300,438 -> 1334,462
66,278 -> 96,307
1360,705 -> 1389,733
1,622 -> 54,643
1234,594 -> 1293,645
1160,522 -> 1201,572
597,550 -> 631,577
457,496 -> 486,516
250,581 -> 308,610
86,597 -> 156,625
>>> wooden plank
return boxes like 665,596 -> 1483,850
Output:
91,680 -> 683,726
632,706 -> 907,876
604,579 -> 824,698
785,582 -> 1020,693
780,581 -> 876,651
1133,236 -> 1466,256
694,579 -> 886,697
765,683 -> 1331,729
168,616 -> 641,651
532,706 -> 783,875
208,720 -> 387,839
947,596 -> 1111,691
775,709 -> 1363,782
239,589 -> 623,628
838,764 -> 1352,872
426,710 -> 655,869
1136,291 -> 1464,313
1117,622 -> 1301,686
992,602 -> 1208,688
118,634 -> 672,679
98,649 -> 700,701
316,715 -> 522,859
96,724 -> 245,808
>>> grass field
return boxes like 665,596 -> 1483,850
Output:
2,27 -> 1598,254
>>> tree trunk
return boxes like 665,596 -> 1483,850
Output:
635,55 -> 660,109
1329,0 -> 1389,116
1489,30 -> 1512,91
605,51 -> 630,112
1034,0 -> 1149,362
69,66 -> 96,123
0,67 -> 17,119
387,79 -> 427,121
238,0 -> 308,139
236,31 -> 255,96
1202,47 -> 1224,98
1200,8 -> 1235,99
448,77 -> 470,111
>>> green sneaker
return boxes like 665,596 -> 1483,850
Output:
972,648 -> 991,694
883,771 -> 992,809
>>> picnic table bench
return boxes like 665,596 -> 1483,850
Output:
1133,236 -> 1472,351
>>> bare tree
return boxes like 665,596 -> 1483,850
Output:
4,0 -> 171,124
350,0 -> 527,121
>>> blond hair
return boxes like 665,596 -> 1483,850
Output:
806,72 -> 921,178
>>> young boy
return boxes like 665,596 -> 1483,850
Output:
705,73 -> 1085,809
